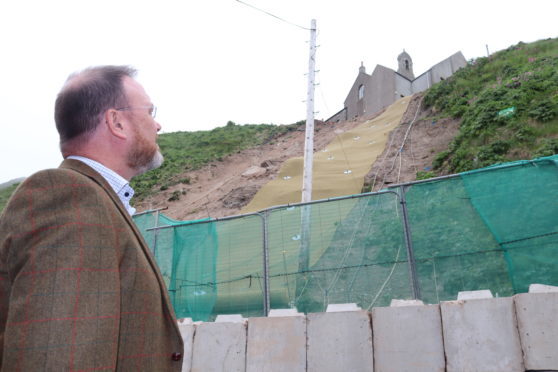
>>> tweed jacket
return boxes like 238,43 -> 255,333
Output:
0,159 -> 184,371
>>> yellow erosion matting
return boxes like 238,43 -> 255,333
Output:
211,97 -> 411,312
241,96 -> 411,213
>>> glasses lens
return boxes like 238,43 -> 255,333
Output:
151,106 -> 157,119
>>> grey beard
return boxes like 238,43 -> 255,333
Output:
135,150 -> 164,176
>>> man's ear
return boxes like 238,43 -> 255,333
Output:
104,109 -> 128,140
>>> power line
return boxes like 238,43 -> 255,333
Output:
235,0 -> 311,30
317,83 -> 330,117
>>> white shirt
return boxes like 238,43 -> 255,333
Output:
67,156 -> 136,215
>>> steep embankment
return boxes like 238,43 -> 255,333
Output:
136,93 -> 462,220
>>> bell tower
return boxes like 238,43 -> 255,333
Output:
397,50 -> 415,80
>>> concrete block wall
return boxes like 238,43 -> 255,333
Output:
246,315 -> 306,372
177,319 -> 195,372
307,310 -> 373,372
191,321 -> 246,372
441,297 -> 524,371
178,287 -> 558,372
372,303 -> 445,371
515,291 -> 558,370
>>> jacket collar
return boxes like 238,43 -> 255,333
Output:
60,158 -> 133,219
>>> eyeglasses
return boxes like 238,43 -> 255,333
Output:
116,105 -> 157,119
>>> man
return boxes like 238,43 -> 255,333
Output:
0,66 -> 184,370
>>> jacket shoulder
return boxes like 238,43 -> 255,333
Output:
0,167 -> 117,235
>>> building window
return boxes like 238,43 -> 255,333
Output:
405,60 -> 409,70
358,84 -> 364,100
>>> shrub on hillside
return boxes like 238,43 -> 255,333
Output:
534,138 -> 558,158
528,99 -> 557,122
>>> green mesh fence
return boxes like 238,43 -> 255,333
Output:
264,192 -> 411,313
134,155 -> 558,321
134,213 -> 218,320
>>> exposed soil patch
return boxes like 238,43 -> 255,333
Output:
365,94 -> 460,191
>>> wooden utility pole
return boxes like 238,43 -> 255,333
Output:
298,19 -> 317,289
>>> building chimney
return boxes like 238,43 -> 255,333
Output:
359,61 -> 366,74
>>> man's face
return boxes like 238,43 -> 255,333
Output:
120,77 -> 164,176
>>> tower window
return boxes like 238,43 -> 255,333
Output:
358,84 -> 364,99
405,60 -> 409,70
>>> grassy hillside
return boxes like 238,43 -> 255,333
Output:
131,121 -> 303,200
424,37 -> 558,173
0,183 -> 20,214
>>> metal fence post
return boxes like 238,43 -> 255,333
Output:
152,209 -> 160,256
298,204 -> 311,278
260,211 -> 271,316
399,185 -> 421,300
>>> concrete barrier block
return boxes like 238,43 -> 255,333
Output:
441,297 -> 524,372
372,304 -> 444,372
307,311 -> 373,372
177,319 -> 195,372
515,292 -> 558,370
529,283 -> 558,293
268,308 -> 303,317
215,314 -> 246,323
457,289 -> 493,300
246,316 -> 306,372
326,303 -> 361,312
191,321 -> 247,372
389,299 -> 424,307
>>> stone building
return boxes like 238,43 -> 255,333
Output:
327,51 -> 467,122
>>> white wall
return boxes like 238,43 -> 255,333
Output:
395,74 -> 413,98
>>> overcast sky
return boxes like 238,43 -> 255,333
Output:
0,0 -> 555,183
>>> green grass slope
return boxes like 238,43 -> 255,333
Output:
425,37 -> 558,173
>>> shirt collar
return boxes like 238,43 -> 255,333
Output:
67,155 -> 137,215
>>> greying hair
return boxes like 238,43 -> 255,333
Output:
55,65 -> 137,148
